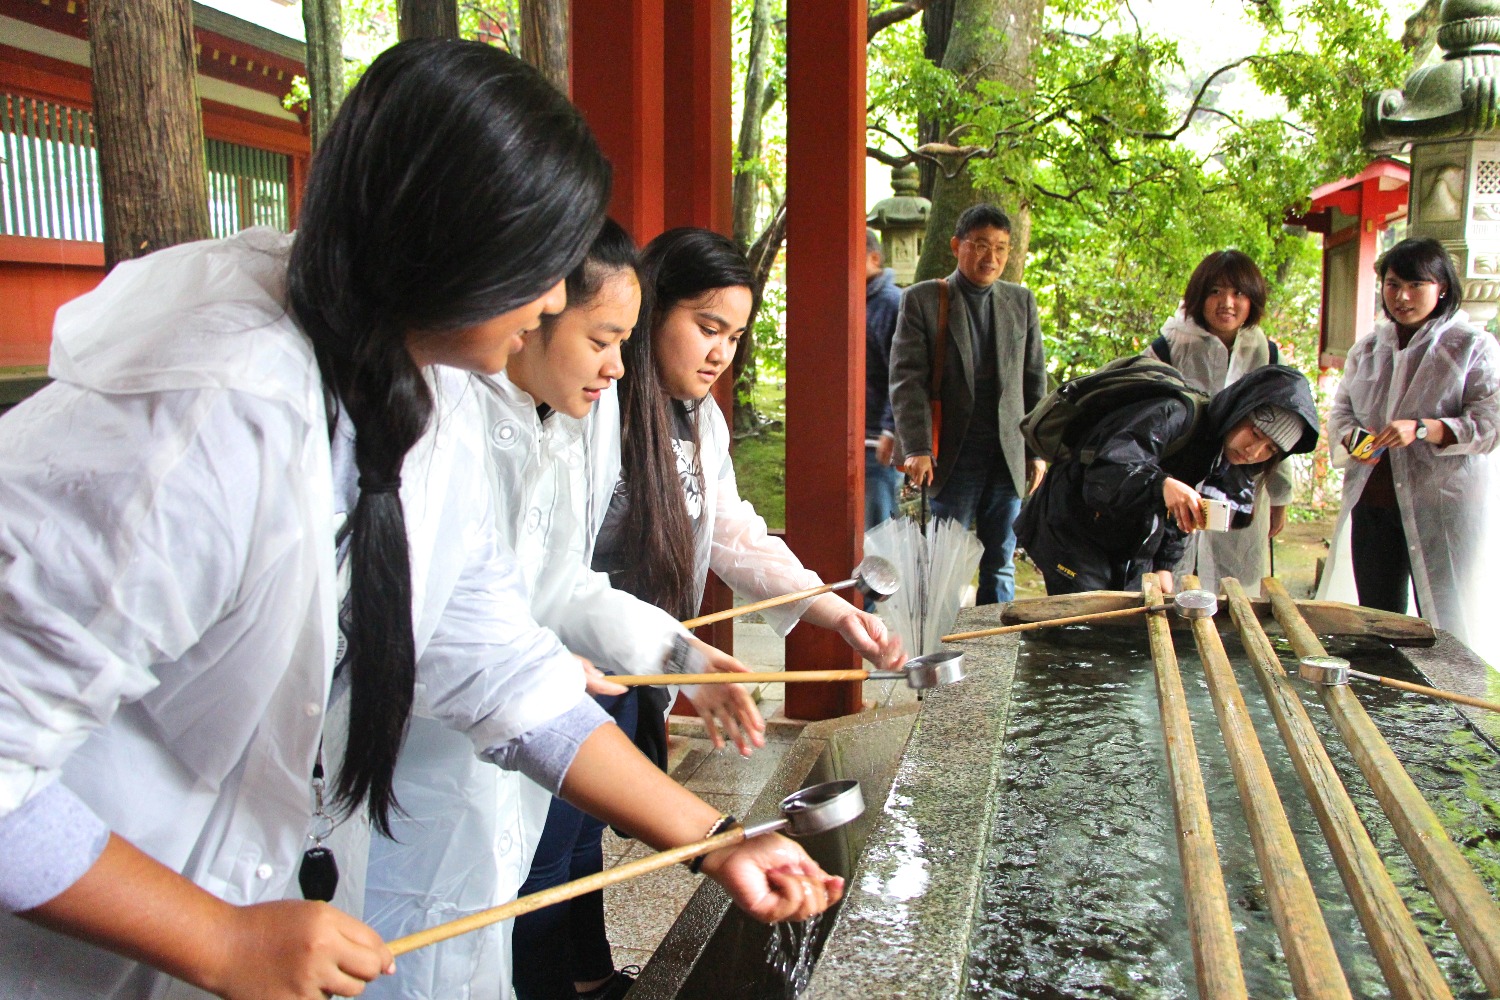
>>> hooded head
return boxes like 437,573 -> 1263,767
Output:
1206,365 -> 1319,467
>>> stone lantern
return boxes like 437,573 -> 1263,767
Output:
866,164 -> 931,286
1365,0 -> 1500,324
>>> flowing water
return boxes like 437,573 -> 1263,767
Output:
965,629 -> 1500,999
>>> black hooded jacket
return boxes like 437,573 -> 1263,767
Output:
1015,365 -> 1319,593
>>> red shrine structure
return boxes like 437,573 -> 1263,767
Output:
1289,157 -> 1411,370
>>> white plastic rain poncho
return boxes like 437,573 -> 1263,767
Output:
0,230 -> 586,1000
1316,311 -> 1500,668
1145,308 -> 1294,594
363,373 -> 690,1000
691,400 -> 822,625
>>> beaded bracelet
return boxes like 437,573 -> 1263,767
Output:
688,813 -> 740,874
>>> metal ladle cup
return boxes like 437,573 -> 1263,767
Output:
1170,589 -> 1219,620
1298,655 -> 1352,685
744,779 -> 867,838
865,649 -> 966,689
850,554 -> 900,603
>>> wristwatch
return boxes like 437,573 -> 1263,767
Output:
1415,420 -> 1430,441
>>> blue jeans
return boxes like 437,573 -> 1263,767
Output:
512,690 -> 641,999
865,446 -> 902,529
930,444 -> 1020,605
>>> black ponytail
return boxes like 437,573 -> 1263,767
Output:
287,39 -> 609,836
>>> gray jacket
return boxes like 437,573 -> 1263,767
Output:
889,271 -> 1048,495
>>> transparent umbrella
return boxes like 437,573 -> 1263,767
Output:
864,496 -> 982,656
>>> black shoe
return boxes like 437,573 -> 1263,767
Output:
577,966 -> 639,1000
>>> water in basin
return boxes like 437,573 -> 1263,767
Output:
965,629 -> 1500,999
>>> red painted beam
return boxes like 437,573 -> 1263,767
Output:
662,0 -> 732,236
570,0 -> 665,243
783,0 -> 866,720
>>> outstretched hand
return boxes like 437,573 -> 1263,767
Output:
1161,477 -> 1203,534
682,638 -> 766,757
698,832 -> 844,924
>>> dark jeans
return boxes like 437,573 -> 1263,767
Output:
512,690 -> 641,1000
864,446 -> 902,529
1351,502 -> 1413,616
931,444 -> 1020,605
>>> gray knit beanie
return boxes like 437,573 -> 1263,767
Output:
1250,405 -> 1303,453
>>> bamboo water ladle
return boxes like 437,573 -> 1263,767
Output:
681,555 -> 899,630
1298,655 -> 1500,715
385,780 -> 866,957
942,589 -> 1218,641
611,648 -> 966,691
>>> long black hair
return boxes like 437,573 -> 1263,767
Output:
1376,237 -> 1463,325
287,39 -> 610,836
613,228 -> 754,618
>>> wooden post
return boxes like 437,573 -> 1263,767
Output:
782,0 -> 866,719
1141,576 -> 1248,1000
1180,574 -> 1352,1000
1221,578 -> 1452,1000
570,0 -> 665,243
1265,576 -> 1500,995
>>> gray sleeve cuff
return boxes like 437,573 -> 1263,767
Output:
0,781 -> 111,912
484,698 -> 613,794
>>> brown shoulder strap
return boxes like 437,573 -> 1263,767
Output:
930,278 -> 949,399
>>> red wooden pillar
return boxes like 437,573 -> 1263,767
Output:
783,1 -> 867,719
570,0 -> 665,242
662,0 -> 732,235
663,0 -> 739,657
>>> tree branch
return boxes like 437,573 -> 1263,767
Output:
868,1 -> 927,42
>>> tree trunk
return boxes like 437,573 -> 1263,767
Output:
916,0 -> 955,201
732,204 -> 788,435
520,0 -> 569,91
89,0 -> 211,270
731,0 -> 775,250
914,0 -> 1044,283
398,0 -> 459,41
301,0 -> 344,149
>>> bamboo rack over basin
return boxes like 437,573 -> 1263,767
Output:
999,590 -> 1436,645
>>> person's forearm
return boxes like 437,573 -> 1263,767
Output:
801,593 -> 856,631
22,834 -> 236,995
558,724 -> 721,850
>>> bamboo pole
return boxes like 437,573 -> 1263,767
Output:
1345,669 -> 1500,715
1265,576 -> 1500,995
941,602 -> 1161,641
1179,575 -> 1351,1000
681,579 -> 839,629
1221,577 -> 1452,1000
615,669 -> 871,686
1141,576 -> 1249,1000
388,825 -> 749,956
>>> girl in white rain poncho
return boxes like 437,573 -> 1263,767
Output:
365,221 -> 766,1000
1318,237 -> 1500,668
596,228 -> 907,697
1144,249 -> 1292,595
0,42 -> 840,1000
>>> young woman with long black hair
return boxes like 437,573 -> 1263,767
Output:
368,221 -> 767,1000
0,43 -> 839,1000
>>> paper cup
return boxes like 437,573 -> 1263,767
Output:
1200,498 -> 1231,532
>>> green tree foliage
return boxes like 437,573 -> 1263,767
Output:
867,0 -> 1413,384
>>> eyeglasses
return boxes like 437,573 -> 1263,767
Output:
962,239 -> 1010,258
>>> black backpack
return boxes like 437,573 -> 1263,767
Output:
1021,355 -> 1209,465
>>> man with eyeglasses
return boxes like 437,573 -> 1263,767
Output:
889,203 -> 1048,606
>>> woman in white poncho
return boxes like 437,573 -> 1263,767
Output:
1145,249 -> 1291,595
1317,237 -> 1500,668
0,41 -> 842,1000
